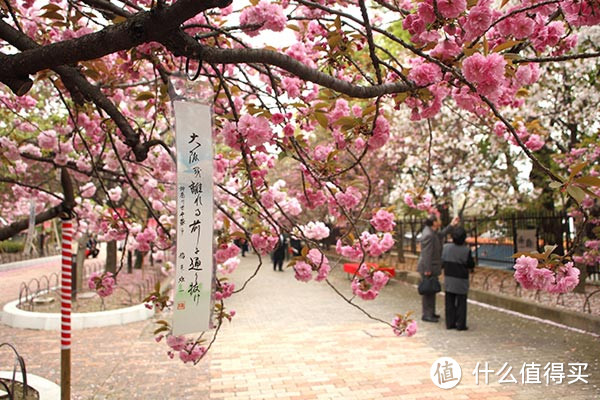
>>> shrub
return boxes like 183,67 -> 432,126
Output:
0,241 -> 25,253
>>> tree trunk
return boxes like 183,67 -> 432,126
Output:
134,250 -> 145,269
106,240 -> 117,274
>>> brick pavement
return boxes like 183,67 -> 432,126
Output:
1,254 -> 599,399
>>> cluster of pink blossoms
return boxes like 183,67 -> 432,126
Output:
218,257 -> 240,275
88,272 -> 115,297
335,231 -> 395,260
351,264 -> 390,300
157,335 -> 207,364
297,221 -> 330,240
360,232 -> 395,257
391,314 -> 418,337
404,193 -> 437,215
573,240 -> 600,269
293,249 -> 331,282
251,232 -> 279,255
239,0 -> 287,37
214,281 -> 235,301
370,209 -> 396,232
133,226 -> 157,253
462,53 -> 506,102
221,114 -> 273,151
215,243 -> 241,263
494,121 -> 544,152
334,186 -> 362,209
513,256 -> 580,294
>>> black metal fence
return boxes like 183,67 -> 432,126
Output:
397,212 -> 574,270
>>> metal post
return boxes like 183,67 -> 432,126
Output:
473,217 -> 479,266
60,220 -> 73,400
512,214 -> 518,255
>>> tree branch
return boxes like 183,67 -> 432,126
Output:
0,0 -> 232,89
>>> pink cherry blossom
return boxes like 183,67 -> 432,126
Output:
462,5 -> 492,42
368,115 -> 390,149
88,272 -> 116,298
300,221 -> 330,240
370,209 -> 396,232
251,232 -> 279,255
335,186 -> 362,209
240,1 -> 287,37
437,0 -> 466,18
215,243 -> 241,263
38,130 -> 58,150
462,53 -> 507,101
214,281 -> 235,300
408,61 -> 443,86
293,261 -> 313,282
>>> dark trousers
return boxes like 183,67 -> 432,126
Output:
445,292 -> 467,329
422,292 -> 436,318
273,256 -> 284,271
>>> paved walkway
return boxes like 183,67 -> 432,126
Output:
1,254 -> 599,399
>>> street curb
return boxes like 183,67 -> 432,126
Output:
0,255 -> 60,272
394,270 -> 600,335
0,371 -> 59,400
1,299 -> 154,330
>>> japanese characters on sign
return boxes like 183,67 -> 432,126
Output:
173,101 -> 213,335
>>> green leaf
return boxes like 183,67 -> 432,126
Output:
549,181 -> 563,189
566,185 -> 586,204
230,231 -> 247,239
154,326 -> 170,335
492,40 -> 522,53
315,112 -> 328,129
334,116 -> 358,127
301,246 -> 309,257
543,245 -> 558,258
136,92 -> 155,101
574,175 -> 600,187
41,10 -> 64,20
569,162 -> 588,180
83,68 -> 101,81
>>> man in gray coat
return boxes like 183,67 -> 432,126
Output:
417,214 -> 459,322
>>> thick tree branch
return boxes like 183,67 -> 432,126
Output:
0,0 -> 231,89
0,205 -> 62,241
162,32 -> 413,98
0,19 -> 156,161
0,168 -> 75,240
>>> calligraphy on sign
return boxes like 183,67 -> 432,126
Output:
173,101 -> 214,335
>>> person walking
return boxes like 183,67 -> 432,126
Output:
417,214 -> 459,322
442,227 -> 475,330
272,233 -> 287,271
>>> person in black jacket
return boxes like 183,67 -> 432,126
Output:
441,227 -> 475,330
272,233 -> 288,271
417,214 -> 459,322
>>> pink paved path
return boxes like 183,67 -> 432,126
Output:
1,254 -> 599,399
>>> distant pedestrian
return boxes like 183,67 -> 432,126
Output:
289,235 -> 302,258
272,233 -> 287,271
417,214 -> 459,322
442,227 -> 475,331
234,238 -> 249,257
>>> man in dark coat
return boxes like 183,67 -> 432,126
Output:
442,227 -> 475,330
272,233 -> 287,271
417,214 -> 459,322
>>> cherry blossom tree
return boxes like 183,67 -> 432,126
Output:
1,0 -> 600,363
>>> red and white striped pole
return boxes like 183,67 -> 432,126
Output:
60,220 -> 73,400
